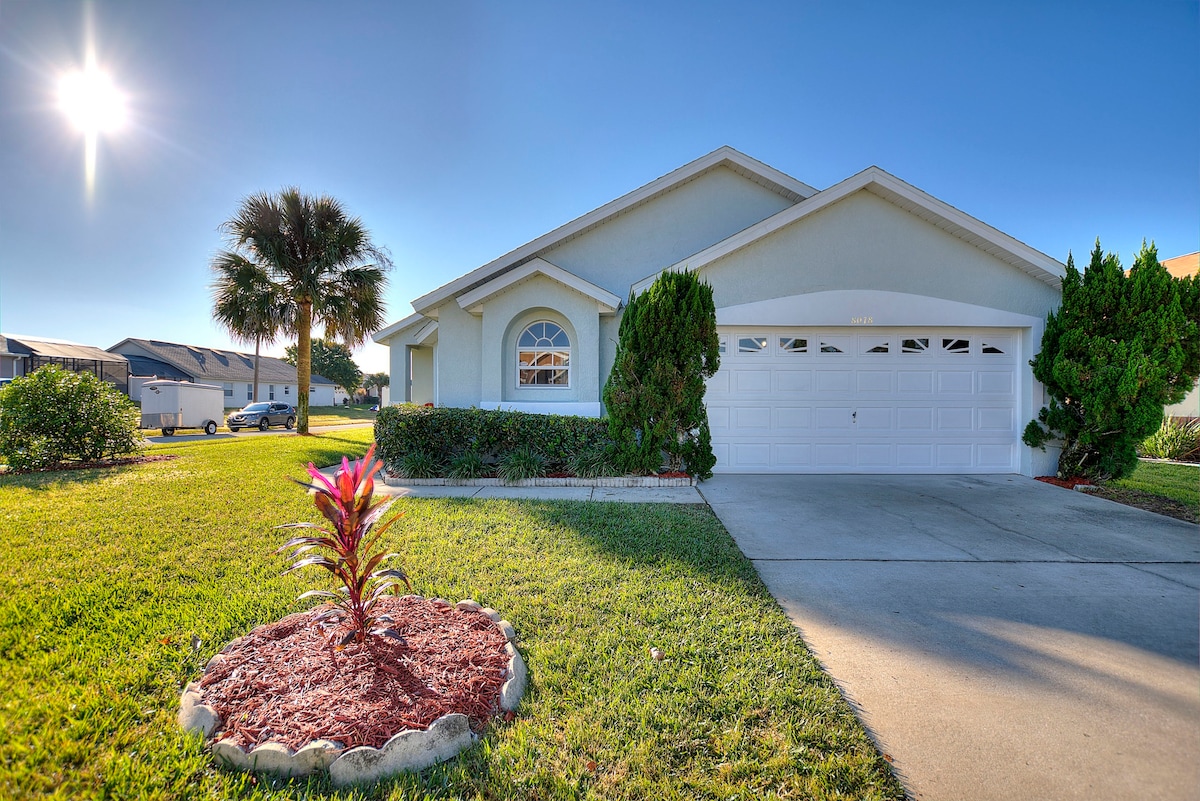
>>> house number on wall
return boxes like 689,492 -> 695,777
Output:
850,316 -> 874,325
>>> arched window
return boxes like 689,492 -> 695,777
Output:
517,321 -> 570,386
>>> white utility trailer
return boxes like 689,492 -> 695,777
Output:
140,380 -> 225,436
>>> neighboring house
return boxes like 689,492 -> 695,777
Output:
107,338 -> 337,407
374,146 -> 1067,476
0,333 -> 129,393
1162,251 -> 1199,418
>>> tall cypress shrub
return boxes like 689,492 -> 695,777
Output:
603,270 -> 721,478
1024,240 -> 1200,479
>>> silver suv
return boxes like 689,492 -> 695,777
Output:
226,401 -> 296,432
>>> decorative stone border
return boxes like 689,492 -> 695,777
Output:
179,598 -> 526,786
383,475 -> 696,488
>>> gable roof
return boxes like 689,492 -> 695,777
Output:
456,258 -> 621,315
410,146 -> 817,315
108,338 -> 333,385
631,166 -> 1066,294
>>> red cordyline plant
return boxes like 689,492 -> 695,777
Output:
276,444 -> 411,647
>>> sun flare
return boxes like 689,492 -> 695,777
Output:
58,65 -> 126,135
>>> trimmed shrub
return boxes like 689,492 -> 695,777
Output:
0,365 -> 141,471
1138,418 -> 1200,460
375,405 -> 610,472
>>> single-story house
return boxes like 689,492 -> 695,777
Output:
0,334 -> 129,393
374,146 -> 1068,476
107,338 -> 338,407
1162,251 -> 1198,418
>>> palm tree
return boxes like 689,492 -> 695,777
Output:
213,188 -> 391,433
210,255 -> 290,403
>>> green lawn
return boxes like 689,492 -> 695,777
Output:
1099,460 -> 1200,522
305,405 -> 378,427
0,431 -> 901,800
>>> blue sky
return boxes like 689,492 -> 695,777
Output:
1,1 -> 1196,374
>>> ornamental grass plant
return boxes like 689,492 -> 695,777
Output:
0,429 -> 903,800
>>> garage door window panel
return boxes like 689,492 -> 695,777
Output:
738,336 -> 768,354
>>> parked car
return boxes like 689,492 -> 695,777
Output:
226,401 -> 296,432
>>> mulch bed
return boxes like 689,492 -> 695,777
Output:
1034,475 -> 1093,489
198,596 -> 511,751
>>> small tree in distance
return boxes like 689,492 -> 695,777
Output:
603,269 -> 720,478
285,339 -> 362,399
363,372 -> 390,402
1024,240 -> 1200,479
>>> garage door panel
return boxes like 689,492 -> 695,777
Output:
709,326 -> 1020,474
898,370 -> 934,393
856,407 -> 892,430
936,443 -> 974,467
775,406 -> 812,429
856,371 -> 892,392
776,444 -> 811,465
816,407 -> 852,429
731,443 -> 771,468
937,407 -> 974,431
897,444 -> 934,467
734,406 -> 771,430
897,407 -> 934,430
978,371 -> 1014,394
815,444 -> 853,466
856,444 -> 892,466
978,443 -> 1016,467
735,370 -> 771,393
775,371 -> 812,392
977,407 -> 1014,431
816,370 -> 852,392
937,371 -> 974,393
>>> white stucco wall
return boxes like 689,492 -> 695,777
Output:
698,190 -> 1060,318
540,165 -> 795,297
433,303 -> 483,408
472,273 -> 604,406
1165,382 -> 1199,419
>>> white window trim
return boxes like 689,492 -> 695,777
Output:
515,320 -> 572,390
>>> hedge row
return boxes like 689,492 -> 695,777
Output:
374,405 -> 611,468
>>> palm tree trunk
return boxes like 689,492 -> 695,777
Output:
297,301 -> 312,434
253,336 -> 261,403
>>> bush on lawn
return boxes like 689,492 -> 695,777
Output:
0,364 -> 142,471
1138,417 -> 1200,460
375,405 -> 611,475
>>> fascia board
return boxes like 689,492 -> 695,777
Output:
457,258 -> 621,313
412,146 -> 815,314
372,312 -> 427,344
631,167 -> 1065,295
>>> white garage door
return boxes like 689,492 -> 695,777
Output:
707,327 -> 1020,473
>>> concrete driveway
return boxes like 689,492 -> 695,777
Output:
699,474 -> 1199,801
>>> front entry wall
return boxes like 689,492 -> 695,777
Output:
709,326 -> 1021,473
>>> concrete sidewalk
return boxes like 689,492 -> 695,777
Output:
317,468 -> 705,504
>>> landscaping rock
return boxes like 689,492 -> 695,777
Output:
328,713 -> 473,787
496,620 -> 517,642
177,681 -> 219,737
500,642 -> 527,713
